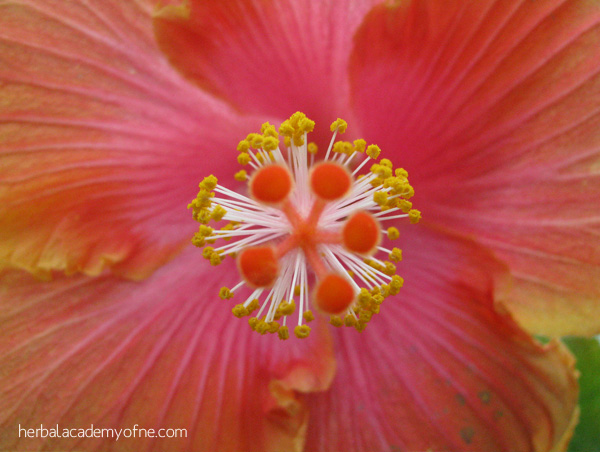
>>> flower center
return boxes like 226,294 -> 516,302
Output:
284,214 -> 320,253
189,112 -> 421,339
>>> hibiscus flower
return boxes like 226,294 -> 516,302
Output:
1,0 -> 598,451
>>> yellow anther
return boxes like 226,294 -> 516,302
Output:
344,315 -> 357,327
355,321 -> 367,332
246,133 -> 263,149
294,325 -> 311,338
369,177 -> 384,188
237,153 -> 251,165
191,233 -> 205,247
219,287 -> 234,300
256,152 -> 265,163
278,300 -> 296,316
395,168 -> 409,178
198,225 -> 213,237
232,304 -> 249,317
279,120 -> 294,137
358,288 -> 372,304
278,326 -> 290,340
353,139 -> 366,153
193,189 -> 214,210
283,136 -> 291,147
333,141 -> 353,155
389,247 -> 403,262
366,144 -> 381,159
383,176 -> 398,190
293,134 -> 305,147
298,117 -> 315,134
397,199 -> 412,213
237,140 -> 250,153
307,142 -> 318,154
397,185 -> 412,198
387,227 -> 400,240
381,167 -> 392,178
303,310 -> 315,322
385,199 -> 397,210
360,309 -> 373,322
196,209 -> 211,224
247,299 -> 260,314
191,191 -> 211,209
196,210 -> 211,224
330,118 -> 348,133
202,246 -> 215,259
294,285 -> 301,296
329,316 -> 343,327
248,317 -> 259,330
372,294 -> 384,305
255,320 -> 269,334
380,284 -> 390,297
211,205 -> 227,221
373,191 -> 388,206
262,136 -> 279,151
199,175 -> 218,191
370,163 -> 392,178
209,252 -> 223,266
281,112 -> 315,147
268,321 -> 280,334
197,221 -> 214,236
260,123 -> 273,135
234,170 -> 248,181
384,261 -> 396,276
379,158 -> 393,168
409,209 -> 421,224
261,122 -> 279,138
389,275 -> 404,295
289,111 -> 306,126
392,180 -> 406,193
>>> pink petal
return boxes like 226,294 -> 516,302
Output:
153,0 -> 379,142
0,0 -> 257,279
349,0 -> 600,336
0,248 -> 336,452
304,226 -> 579,452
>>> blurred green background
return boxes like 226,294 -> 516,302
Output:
565,337 -> 600,452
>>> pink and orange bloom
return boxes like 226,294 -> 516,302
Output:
1,0 -> 599,451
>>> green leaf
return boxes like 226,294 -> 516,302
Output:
564,336 -> 600,452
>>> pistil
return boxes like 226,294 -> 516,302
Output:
188,112 -> 420,339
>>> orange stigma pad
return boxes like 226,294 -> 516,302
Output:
250,164 -> 293,204
237,246 -> 280,287
315,273 -> 355,314
309,162 -> 352,201
342,211 -> 381,255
